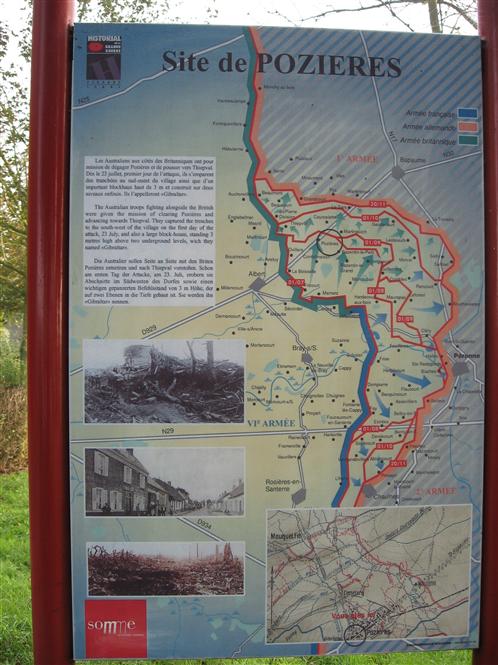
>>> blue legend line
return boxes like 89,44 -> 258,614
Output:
457,107 -> 478,119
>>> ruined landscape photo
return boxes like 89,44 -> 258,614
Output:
87,542 -> 244,596
84,339 -> 245,424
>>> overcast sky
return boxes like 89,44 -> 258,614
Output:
84,338 -> 245,370
0,0 -> 477,43
134,446 -> 244,500
89,540 -> 244,559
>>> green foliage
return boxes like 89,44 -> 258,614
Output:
0,472 -> 32,665
78,0 -> 171,22
0,24 -> 28,320
0,386 -> 27,472
0,327 -> 27,472
0,326 -> 25,386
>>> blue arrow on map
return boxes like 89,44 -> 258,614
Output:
402,245 -> 416,256
359,443 -> 369,456
415,301 -> 444,316
373,313 -> 388,326
375,392 -> 390,418
337,252 -> 348,286
335,213 -> 345,228
412,270 -> 424,281
393,371 -> 431,388
353,254 -> 375,284
385,267 -> 403,277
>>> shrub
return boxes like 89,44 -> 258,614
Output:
0,327 -> 25,388
0,386 -> 27,473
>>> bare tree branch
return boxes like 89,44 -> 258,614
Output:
297,0 -> 476,34
439,0 -> 478,29
301,1 -> 418,24
382,0 -> 416,31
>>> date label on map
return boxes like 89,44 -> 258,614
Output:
362,425 -> 381,432
397,315 -> 414,323
368,200 -> 387,208
361,214 -> 380,222
389,459 -> 408,467
368,286 -> 385,294
364,239 -> 382,247
287,278 -> 305,287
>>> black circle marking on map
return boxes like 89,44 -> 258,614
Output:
343,623 -> 367,647
316,229 -> 344,257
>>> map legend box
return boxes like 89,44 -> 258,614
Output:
457,107 -> 478,119
458,135 -> 479,145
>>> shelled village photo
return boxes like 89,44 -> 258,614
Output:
87,541 -> 245,596
83,339 -> 245,424
85,447 -> 245,517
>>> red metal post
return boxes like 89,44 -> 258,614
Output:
474,1 -> 498,664
27,0 -> 76,663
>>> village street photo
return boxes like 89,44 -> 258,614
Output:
83,339 -> 245,424
87,541 -> 245,596
85,447 -> 245,517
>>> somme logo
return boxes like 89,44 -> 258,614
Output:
88,619 -> 136,634
85,599 -> 147,658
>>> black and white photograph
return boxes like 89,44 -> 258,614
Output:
83,339 -> 245,424
85,447 -> 245,517
87,541 -> 245,597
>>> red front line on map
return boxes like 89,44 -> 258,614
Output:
246,26 -> 461,506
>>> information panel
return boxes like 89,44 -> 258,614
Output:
69,24 -> 484,658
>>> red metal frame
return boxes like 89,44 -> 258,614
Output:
27,0 -> 75,663
474,0 -> 498,663
26,1 -> 497,663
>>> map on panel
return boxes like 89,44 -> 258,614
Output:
69,24 -> 484,659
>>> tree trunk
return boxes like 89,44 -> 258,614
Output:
206,340 -> 214,380
186,341 -> 196,376
427,0 -> 442,33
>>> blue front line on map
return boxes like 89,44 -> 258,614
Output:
242,30 -> 379,509
331,307 -> 378,507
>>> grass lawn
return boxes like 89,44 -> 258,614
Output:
0,471 -> 472,665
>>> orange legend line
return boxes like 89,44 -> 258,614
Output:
458,120 -> 479,132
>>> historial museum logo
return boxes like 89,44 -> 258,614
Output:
85,599 -> 147,658
86,35 -> 122,80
